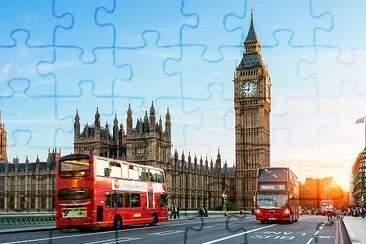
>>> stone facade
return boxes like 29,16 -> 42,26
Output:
0,111 -> 7,162
74,103 -> 236,210
0,150 -> 59,212
234,11 -> 271,210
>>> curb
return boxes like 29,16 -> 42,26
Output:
0,226 -> 57,234
342,217 -> 362,244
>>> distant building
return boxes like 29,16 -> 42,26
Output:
0,150 -> 59,212
0,110 -> 7,162
351,147 -> 366,206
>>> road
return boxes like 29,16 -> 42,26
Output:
0,215 -> 350,244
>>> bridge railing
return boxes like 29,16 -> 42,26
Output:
0,210 -> 252,229
0,212 -> 55,228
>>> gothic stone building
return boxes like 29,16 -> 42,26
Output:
0,150 -> 59,212
234,11 -> 271,210
74,102 -> 236,210
0,111 -> 7,162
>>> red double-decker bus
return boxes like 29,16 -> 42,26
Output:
55,153 -> 168,230
255,167 -> 299,224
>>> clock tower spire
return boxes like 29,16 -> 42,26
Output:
234,9 -> 271,211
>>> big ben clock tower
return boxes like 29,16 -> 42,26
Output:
234,10 -> 271,210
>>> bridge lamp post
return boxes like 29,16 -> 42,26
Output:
222,192 -> 227,212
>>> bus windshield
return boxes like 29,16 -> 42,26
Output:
257,192 -> 288,209
59,157 -> 90,178
58,188 -> 91,200
258,168 -> 288,182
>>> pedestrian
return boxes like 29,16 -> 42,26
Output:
170,204 -> 175,219
175,204 -> 180,219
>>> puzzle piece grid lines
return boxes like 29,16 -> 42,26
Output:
0,0 -> 365,190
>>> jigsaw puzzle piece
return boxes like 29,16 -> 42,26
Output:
153,98 -> 202,153
2,80 -> 72,158
261,31 -> 318,116
96,0 -> 196,48
225,0 -> 333,47
317,89 -> 366,156
54,0 -> 114,62
38,47 -> 131,96
55,81 -> 115,121
0,31 -> 55,97
113,32 -> 181,101
272,97 -> 339,153
0,0 -> 72,46
180,0 -> 245,61
298,47 -> 366,98
180,84 -> 233,160
165,45 -> 238,99
312,0 -> 366,48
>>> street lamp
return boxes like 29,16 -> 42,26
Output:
222,192 -> 227,212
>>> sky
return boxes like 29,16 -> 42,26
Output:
1,0 -> 366,191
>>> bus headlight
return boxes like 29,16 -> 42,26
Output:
284,209 -> 290,215
256,209 -> 261,214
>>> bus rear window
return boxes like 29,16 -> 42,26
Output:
58,188 -> 91,200
258,168 -> 288,182
59,158 -> 90,178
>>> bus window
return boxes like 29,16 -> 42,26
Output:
121,163 -> 129,179
129,165 -> 139,180
124,193 -> 130,207
58,188 -> 91,200
149,169 -> 156,182
112,193 -> 123,208
106,193 -> 111,208
156,170 -> 164,183
59,158 -> 90,178
139,167 -> 149,181
96,159 -> 110,177
110,161 -> 122,178
131,193 -> 140,208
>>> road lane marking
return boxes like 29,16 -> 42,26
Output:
0,219 -> 238,244
84,237 -> 141,244
147,230 -> 184,236
302,233 -> 306,236
201,224 -> 277,244
305,238 -> 313,244
314,231 -> 319,236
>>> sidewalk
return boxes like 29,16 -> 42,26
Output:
343,216 -> 366,244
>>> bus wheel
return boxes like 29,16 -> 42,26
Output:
114,216 -> 122,230
260,220 -> 265,224
149,214 -> 158,226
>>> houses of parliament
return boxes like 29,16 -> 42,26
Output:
0,12 -> 271,212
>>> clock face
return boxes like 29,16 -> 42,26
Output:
241,81 -> 257,97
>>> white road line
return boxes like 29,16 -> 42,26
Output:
147,230 -> 184,236
305,238 -> 313,244
201,224 -> 277,244
320,226 -> 323,230
84,237 -> 141,244
0,219 -> 231,244
302,233 -> 306,236
314,231 -> 319,236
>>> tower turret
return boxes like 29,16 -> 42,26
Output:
165,107 -> 171,138
149,101 -> 156,130
74,109 -> 80,142
94,107 -> 101,130
127,103 -> 133,135
244,9 -> 261,55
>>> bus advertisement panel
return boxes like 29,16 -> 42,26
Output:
55,153 -> 168,230
255,167 -> 299,224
